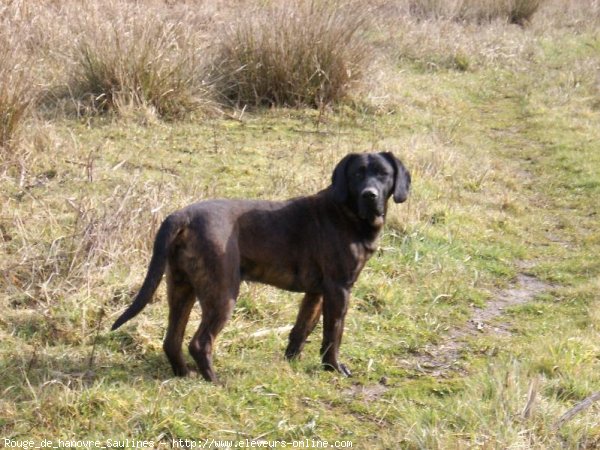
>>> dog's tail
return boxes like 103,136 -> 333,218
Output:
111,213 -> 186,331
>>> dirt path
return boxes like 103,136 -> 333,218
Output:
403,270 -> 552,377
345,269 -> 552,399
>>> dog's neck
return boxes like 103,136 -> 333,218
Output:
341,204 -> 385,246
320,188 -> 385,240
360,219 -> 384,250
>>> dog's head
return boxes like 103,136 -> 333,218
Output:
331,152 -> 411,225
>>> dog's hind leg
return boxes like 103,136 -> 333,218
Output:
285,293 -> 323,360
188,294 -> 236,383
185,231 -> 241,383
163,267 -> 196,377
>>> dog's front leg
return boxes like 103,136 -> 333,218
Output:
285,293 -> 323,360
320,283 -> 352,377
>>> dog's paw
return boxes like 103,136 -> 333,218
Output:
284,348 -> 301,360
323,361 -> 352,377
339,363 -> 352,377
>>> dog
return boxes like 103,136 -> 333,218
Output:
111,152 -> 411,382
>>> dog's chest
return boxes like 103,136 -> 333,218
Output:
340,240 -> 375,283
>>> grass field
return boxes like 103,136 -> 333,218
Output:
1,0 -> 599,448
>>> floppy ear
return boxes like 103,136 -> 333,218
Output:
331,154 -> 356,203
381,152 -> 411,203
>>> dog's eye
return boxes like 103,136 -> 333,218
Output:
353,169 -> 366,180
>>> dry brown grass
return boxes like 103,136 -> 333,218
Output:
65,2 -> 211,120
212,0 -> 372,108
0,8 -> 37,155
405,0 -> 545,24
0,0 -> 597,133
0,52 -> 32,153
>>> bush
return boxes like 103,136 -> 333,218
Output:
213,0 -> 371,108
69,6 -> 207,119
408,0 -> 545,24
0,28 -> 35,153
0,55 -> 32,153
505,0 -> 544,25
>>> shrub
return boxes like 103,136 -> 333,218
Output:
213,0 -> 371,108
69,6 -> 206,119
407,0 -> 545,24
0,52 -> 33,153
505,0 -> 544,25
461,0 -> 544,24
0,24 -> 36,153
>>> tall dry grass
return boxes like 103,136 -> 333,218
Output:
65,3 -> 211,120
212,0 -> 372,108
0,9 -> 37,154
0,0 -> 597,141
407,0 -> 545,24
0,49 -> 32,153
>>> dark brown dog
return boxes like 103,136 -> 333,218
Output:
112,152 -> 410,382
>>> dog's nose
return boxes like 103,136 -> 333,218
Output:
361,189 -> 378,200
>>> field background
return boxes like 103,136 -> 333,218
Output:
1,0 -> 599,448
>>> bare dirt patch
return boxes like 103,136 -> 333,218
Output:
343,380 -> 390,402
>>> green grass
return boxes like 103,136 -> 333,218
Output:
1,1 -> 600,448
